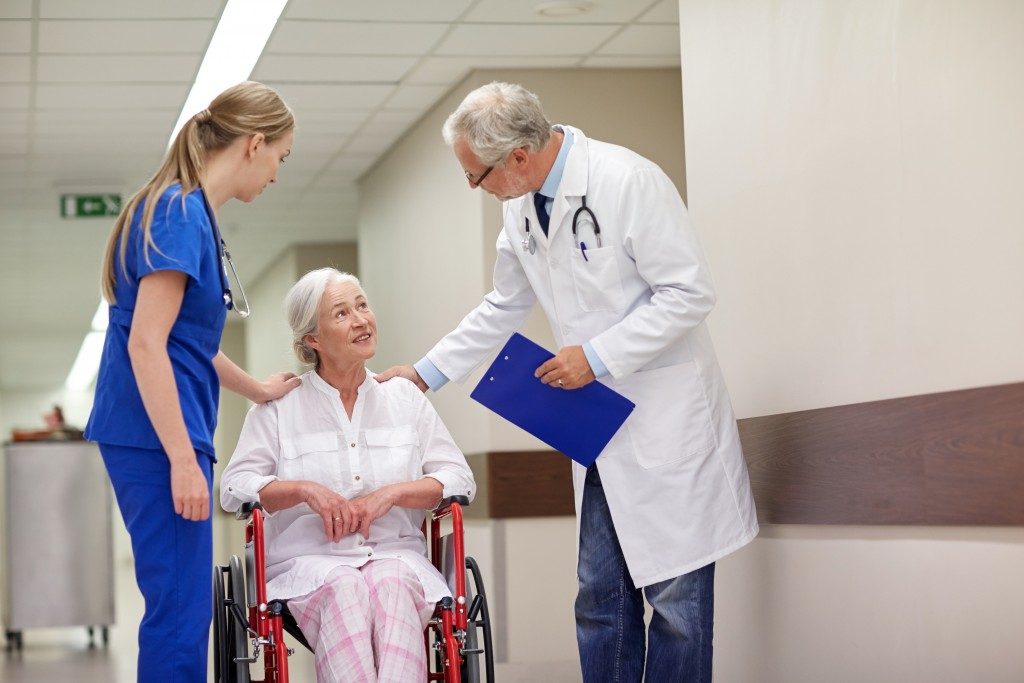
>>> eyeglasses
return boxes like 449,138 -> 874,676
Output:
465,165 -> 494,189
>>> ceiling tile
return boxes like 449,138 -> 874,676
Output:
38,54 -> 199,83
268,21 -> 448,56
384,84 -> 448,110
582,55 -> 680,68
0,20 -> 32,52
405,55 -> 580,84
38,20 -> 214,54
254,55 -> 416,83
268,83 -> 395,111
293,110 -> 370,136
636,0 -> 679,24
0,55 -> 31,82
285,0 -> 472,22
0,85 -> 30,109
465,0 -> 648,23
36,83 -> 189,109
325,154 -> 377,175
0,135 -> 29,154
0,111 -> 28,126
0,1 -> 31,19
40,0 -> 223,19
436,24 -> 618,56
596,24 -> 679,56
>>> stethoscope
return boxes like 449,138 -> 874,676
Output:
201,188 -> 251,318
522,194 -> 602,258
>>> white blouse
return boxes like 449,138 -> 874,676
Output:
220,369 -> 476,603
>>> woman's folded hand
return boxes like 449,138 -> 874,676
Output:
349,487 -> 399,539
302,481 -> 358,542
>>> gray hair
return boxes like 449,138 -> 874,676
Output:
284,268 -> 361,366
442,82 -> 552,166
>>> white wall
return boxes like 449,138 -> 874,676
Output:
679,1 -> 1024,680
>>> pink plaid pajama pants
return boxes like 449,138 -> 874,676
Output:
286,558 -> 435,683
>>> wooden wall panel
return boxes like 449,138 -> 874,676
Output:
471,383 -> 1024,524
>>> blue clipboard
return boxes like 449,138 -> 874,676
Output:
470,333 -> 635,467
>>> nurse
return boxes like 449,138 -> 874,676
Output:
84,81 -> 299,682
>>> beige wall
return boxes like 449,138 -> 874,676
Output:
679,0 -> 1024,680
359,68 -> 686,671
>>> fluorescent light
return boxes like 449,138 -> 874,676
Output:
168,0 -> 290,144
65,331 -> 107,392
66,0 -> 287,392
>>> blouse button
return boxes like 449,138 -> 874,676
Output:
349,442 -> 356,448
368,550 -> 373,556
354,475 -> 361,481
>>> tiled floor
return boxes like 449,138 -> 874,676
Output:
0,550 -> 580,682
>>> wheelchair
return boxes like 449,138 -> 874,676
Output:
212,496 -> 494,682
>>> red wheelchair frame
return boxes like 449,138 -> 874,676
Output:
213,496 -> 493,683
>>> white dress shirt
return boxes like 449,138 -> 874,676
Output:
220,369 -> 476,603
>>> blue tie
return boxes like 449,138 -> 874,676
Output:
533,192 -> 550,236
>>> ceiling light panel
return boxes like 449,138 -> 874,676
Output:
37,55 -> 200,83
254,55 -> 417,83
0,21 -> 31,52
38,20 -> 215,53
596,24 -> 680,55
436,23 -> 618,56
40,0 -> 223,19
284,0 -> 473,22
268,21 -> 448,55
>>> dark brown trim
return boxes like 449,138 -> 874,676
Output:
464,382 -> 1024,524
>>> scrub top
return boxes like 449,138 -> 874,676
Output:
85,183 -> 228,461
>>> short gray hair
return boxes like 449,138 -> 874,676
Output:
284,268 -> 361,366
442,82 -> 551,166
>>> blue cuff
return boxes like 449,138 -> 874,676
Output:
414,357 -> 449,392
582,342 -> 609,379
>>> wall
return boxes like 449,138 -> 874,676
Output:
359,68 -> 686,669
678,1 -> 1024,680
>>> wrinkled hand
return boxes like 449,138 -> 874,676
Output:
302,482 -> 357,542
374,364 -> 427,392
349,487 -> 398,538
170,461 -> 209,521
535,345 -> 596,390
259,372 -> 302,403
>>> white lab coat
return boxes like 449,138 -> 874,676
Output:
426,127 -> 758,587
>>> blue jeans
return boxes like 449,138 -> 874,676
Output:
575,464 -> 715,683
100,444 -> 214,683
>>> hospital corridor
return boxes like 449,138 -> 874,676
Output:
1,1 -> 1023,682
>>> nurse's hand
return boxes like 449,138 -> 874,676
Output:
535,345 -> 596,390
170,461 -> 210,521
259,372 -> 302,402
374,364 -> 428,392
303,482 -> 357,542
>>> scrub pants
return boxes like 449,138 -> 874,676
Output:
100,443 -> 214,683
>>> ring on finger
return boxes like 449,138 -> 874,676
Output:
557,379 -> 565,387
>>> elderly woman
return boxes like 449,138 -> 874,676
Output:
220,268 -> 475,683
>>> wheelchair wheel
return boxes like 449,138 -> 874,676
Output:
213,565 -> 229,682
227,555 -> 252,683
462,556 -> 495,683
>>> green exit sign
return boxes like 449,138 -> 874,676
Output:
60,194 -> 122,218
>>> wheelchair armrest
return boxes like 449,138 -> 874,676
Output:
236,501 -> 263,520
436,495 -> 470,511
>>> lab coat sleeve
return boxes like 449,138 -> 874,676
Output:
589,166 -> 717,379
408,382 -> 477,502
219,402 -> 281,512
424,224 -> 537,383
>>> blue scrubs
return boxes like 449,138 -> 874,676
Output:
85,183 -> 227,682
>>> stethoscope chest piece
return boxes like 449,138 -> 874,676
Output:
522,233 -> 536,255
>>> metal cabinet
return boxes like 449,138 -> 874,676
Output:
2,441 -> 115,650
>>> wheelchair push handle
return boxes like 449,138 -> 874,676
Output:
236,501 -> 263,520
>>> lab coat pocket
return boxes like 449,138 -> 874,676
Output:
364,425 -> 419,484
615,362 -> 716,469
280,432 -> 339,482
570,245 -> 625,312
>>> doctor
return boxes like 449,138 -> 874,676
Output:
377,81 -> 758,682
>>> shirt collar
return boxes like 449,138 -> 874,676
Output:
538,126 -> 574,199
306,367 -> 376,398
